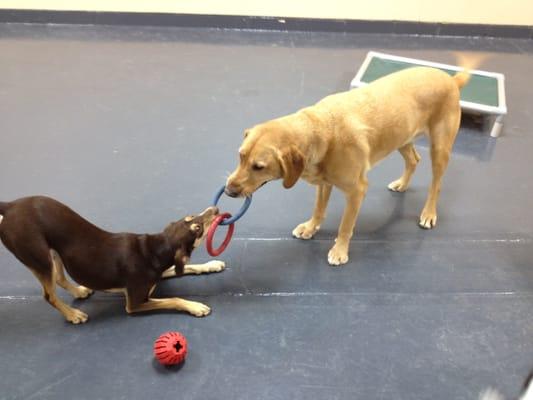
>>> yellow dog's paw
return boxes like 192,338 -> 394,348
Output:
419,210 -> 437,229
327,244 -> 349,266
292,221 -> 320,240
387,178 -> 409,192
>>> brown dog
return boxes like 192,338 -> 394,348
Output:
226,66 -> 471,265
0,196 -> 223,323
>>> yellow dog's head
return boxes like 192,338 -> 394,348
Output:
225,122 -> 305,197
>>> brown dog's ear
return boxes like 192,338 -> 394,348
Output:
278,147 -> 305,189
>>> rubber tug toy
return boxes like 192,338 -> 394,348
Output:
206,185 -> 252,256
154,331 -> 188,366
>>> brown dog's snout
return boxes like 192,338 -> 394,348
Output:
201,206 -> 219,217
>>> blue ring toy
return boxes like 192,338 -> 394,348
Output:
212,185 -> 252,225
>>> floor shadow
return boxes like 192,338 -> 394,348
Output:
151,358 -> 186,374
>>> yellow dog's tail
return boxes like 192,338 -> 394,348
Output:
452,52 -> 487,89
453,71 -> 471,89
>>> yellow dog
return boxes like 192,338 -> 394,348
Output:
226,62 -> 473,265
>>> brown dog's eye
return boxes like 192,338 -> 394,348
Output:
252,163 -> 265,171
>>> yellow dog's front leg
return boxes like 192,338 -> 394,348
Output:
293,184 -> 332,239
328,179 -> 368,266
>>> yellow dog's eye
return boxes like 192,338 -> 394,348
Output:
252,163 -> 265,171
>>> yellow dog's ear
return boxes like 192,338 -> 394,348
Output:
278,147 -> 305,189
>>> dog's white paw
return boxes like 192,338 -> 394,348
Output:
185,261 -> 226,275
186,301 -> 211,317
66,308 -> 89,324
419,209 -> 437,229
327,244 -> 349,266
388,178 -> 409,192
203,260 -> 226,273
73,286 -> 94,299
292,221 -> 320,240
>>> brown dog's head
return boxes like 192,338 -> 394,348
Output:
225,124 -> 305,197
164,206 -> 218,265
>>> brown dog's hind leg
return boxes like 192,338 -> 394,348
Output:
50,250 -> 93,299
125,284 -> 211,317
6,235 -> 89,324
293,183 -> 332,239
388,143 -> 421,192
35,270 -> 89,324
420,111 -> 460,229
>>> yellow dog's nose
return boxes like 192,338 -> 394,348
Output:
224,184 -> 241,198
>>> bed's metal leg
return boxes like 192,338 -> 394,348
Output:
490,115 -> 504,138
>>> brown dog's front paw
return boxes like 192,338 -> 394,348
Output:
183,260 -> 226,275
66,308 -> 89,324
202,260 -> 226,273
292,221 -> 320,240
186,301 -> 211,317
327,244 -> 349,266
419,210 -> 437,229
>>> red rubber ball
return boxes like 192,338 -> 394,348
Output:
153,331 -> 188,366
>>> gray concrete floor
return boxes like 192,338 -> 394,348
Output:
0,23 -> 532,400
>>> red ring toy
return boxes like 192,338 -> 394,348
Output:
154,331 -> 188,366
206,213 -> 235,256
